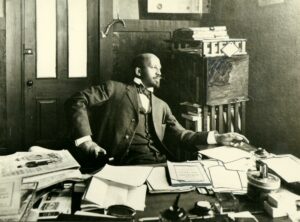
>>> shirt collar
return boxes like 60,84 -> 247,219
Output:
133,77 -> 154,92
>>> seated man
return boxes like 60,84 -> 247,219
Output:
65,53 -> 249,167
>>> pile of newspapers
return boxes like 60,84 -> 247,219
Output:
0,147 -> 82,221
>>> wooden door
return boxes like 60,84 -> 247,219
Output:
22,0 -> 99,148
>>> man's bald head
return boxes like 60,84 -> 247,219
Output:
131,53 -> 162,88
131,53 -> 160,72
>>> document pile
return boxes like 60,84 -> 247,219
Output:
0,147 -> 82,190
146,167 -> 195,193
0,147 -> 82,221
36,185 -> 73,220
0,179 -> 37,222
198,146 -> 256,194
81,165 -> 152,211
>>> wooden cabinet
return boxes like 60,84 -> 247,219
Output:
171,52 -> 249,106
169,52 -> 249,160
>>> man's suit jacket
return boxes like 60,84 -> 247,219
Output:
66,80 -> 208,164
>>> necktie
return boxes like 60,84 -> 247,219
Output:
136,84 -> 151,98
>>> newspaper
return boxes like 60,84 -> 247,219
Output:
0,177 -> 22,215
0,150 -> 80,178
0,182 -> 38,221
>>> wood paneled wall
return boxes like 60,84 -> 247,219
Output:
99,0 -> 202,82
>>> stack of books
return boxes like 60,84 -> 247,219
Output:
173,26 -> 229,41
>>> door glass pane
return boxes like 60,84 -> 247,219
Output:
68,0 -> 87,78
36,0 -> 56,78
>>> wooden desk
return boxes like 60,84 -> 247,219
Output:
69,189 -> 293,222
137,191 -> 292,222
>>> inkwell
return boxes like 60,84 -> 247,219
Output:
160,194 -> 188,222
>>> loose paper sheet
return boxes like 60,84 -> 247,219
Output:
94,164 -> 153,187
199,146 -> 252,163
262,155 -> 300,183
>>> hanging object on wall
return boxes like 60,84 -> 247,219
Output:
258,0 -> 284,7
100,17 -> 126,39
0,0 -> 4,18
147,0 -> 210,14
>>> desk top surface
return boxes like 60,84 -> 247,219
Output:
136,191 -> 292,222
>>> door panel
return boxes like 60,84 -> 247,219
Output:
23,0 -> 99,148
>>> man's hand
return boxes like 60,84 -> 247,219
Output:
215,132 -> 249,147
78,140 -> 106,158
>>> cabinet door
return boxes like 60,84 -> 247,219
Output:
172,53 -> 249,106
205,55 -> 249,105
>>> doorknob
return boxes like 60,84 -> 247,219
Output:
26,80 -> 34,87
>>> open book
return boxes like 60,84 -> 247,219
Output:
82,177 -> 147,211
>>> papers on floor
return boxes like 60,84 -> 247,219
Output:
94,164 -> 153,187
82,177 -> 147,211
261,154 -> 300,183
167,161 -> 211,187
146,167 -> 194,193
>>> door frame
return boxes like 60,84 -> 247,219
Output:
6,0 -> 23,151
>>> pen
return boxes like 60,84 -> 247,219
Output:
138,216 -> 160,222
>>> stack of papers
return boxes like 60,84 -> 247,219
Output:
198,147 -> 255,194
0,181 -> 38,221
146,167 -> 194,193
208,165 -> 248,194
0,147 -> 82,190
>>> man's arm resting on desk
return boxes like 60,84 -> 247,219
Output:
75,136 -> 106,158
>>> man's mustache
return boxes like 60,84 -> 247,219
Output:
154,76 -> 164,80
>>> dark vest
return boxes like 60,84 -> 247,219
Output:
123,94 -> 166,165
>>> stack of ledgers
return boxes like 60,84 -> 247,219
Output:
170,26 -> 247,57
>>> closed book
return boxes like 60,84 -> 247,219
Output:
167,161 -> 211,187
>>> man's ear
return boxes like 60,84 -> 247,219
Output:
135,67 -> 141,77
